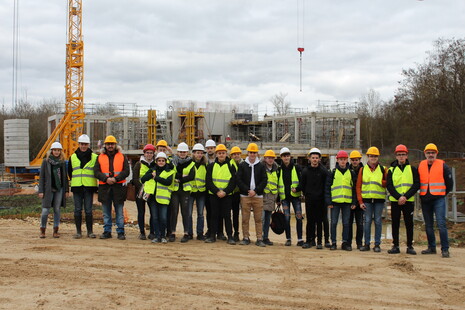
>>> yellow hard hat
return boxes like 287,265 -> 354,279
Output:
104,135 -> 117,144
366,146 -> 380,156
349,150 -> 362,159
264,150 -> 276,158
156,140 -> 168,147
215,144 -> 227,152
230,146 -> 242,155
424,143 -> 438,153
246,143 -> 259,152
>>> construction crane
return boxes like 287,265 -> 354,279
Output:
30,0 -> 85,166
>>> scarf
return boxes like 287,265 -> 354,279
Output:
171,155 -> 192,167
75,148 -> 93,168
245,156 -> 260,191
48,155 -> 63,191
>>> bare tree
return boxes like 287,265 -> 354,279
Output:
358,89 -> 384,147
270,92 -> 291,115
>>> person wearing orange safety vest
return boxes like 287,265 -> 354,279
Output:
418,143 -> 453,258
94,135 -> 130,240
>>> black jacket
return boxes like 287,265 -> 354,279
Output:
279,162 -> 302,201
235,159 -> 268,196
386,159 -> 420,201
299,163 -> 329,200
206,158 -> 237,195
325,163 -> 357,206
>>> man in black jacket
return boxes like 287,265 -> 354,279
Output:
236,143 -> 268,247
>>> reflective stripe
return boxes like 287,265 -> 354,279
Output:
213,178 -> 229,183
361,165 -> 385,199
156,195 -> 170,200
331,169 -> 353,203
430,188 -> 446,193
268,181 -> 278,187
430,182 -> 445,186
418,159 -> 446,196
332,195 -> 352,200
394,183 -> 413,189
362,181 -> 383,187
278,166 -> 301,199
331,185 -> 352,190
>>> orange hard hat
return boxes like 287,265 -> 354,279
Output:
394,144 -> 408,153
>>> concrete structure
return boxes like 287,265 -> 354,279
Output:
4,119 -> 29,167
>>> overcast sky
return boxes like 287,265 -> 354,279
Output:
0,0 -> 464,114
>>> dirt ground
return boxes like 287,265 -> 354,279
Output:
1,203 -> 465,310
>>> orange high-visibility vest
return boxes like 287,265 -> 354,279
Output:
98,152 -> 126,185
418,159 -> 446,196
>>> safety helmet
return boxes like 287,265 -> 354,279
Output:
156,140 -> 168,147
349,150 -> 362,159
264,150 -> 276,158
230,146 -> 242,155
246,143 -> 259,152
205,139 -> 216,148
50,142 -> 63,150
308,147 -> 321,156
104,135 -> 117,144
394,144 -> 408,154
155,152 -> 167,160
143,144 -> 156,152
424,143 -> 438,153
215,144 -> 227,152
77,134 -> 90,144
280,147 -> 291,156
366,146 -> 380,156
192,143 -> 205,152
336,150 -> 349,159
177,142 -> 189,152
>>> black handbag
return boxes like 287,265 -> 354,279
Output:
270,205 -> 286,235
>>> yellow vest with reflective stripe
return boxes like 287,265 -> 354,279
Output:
70,153 -> 98,187
140,163 -> 156,194
331,169 -> 353,203
208,162 -> 232,195
389,165 -> 414,202
181,162 -> 195,192
264,170 -> 278,195
155,170 -> 176,204
278,166 -> 301,200
192,164 -> 207,193
361,165 -> 385,199
230,160 -> 240,194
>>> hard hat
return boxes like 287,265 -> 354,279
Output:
424,143 -> 438,153
336,150 -> 349,159
349,150 -> 362,159
104,135 -> 117,144
50,142 -> 63,150
230,146 -> 242,155
264,150 -> 276,158
156,140 -> 168,147
192,143 -> 205,152
143,144 -> 155,152
280,147 -> 291,156
394,144 -> 408,154
205,139 -> 216,148
215,144 -> 227,152
177,142 -> 189,152
155,152 -> 167,160
77,134 -> 90,144
308,147 -> 321,156
246,143 -> 259,152
366,146 -> 380,156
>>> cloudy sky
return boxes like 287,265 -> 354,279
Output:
0,0 -> 464,114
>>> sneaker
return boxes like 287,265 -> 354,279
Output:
152,238 -> 160,243
168,234 -> 176,242
87,232 -> 96,238
139,234 -> 147,240
359,244 -> 370,251
356,243 -> 362,250
99,232 -> 112,239
388,246 -> 400,254
204,237 -> 216,243
188,234 -> 193,240
285,239 -> 292,246
302,243 -> 311,249
296,240 -> 304,247
311,240 -> 316,247
161,237 -> 168,244
324,242 -> 331,248
73,233 -> 82,239
373,245 -> 381,253
148,233 -> 156,240
217,234 -> 227,241
330,244 -> 337,250
197,234 -> 206,241
227,237 -> 236,245
263,238 -> 274,246
342,244 -> 352,251
240,238 -> 251,245
255,240 -> 266,247
316,244 -> 323,250
421,247 -> 437,255
181,234 -> 189,243
441,250 -> 450,258
117,233 -> 126,240
406,247 -> 417,255
233,233 -> 240,242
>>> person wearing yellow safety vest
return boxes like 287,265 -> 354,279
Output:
348,150 -> 364,250
277,147 -> 304,246
230,146 -> 243,242
261,150 -> 279,246
132,144 -> 157,240
386,144 -> 420,255
68,134 -> 98,239
168,142 -> 196,243
236,143 -> 268,247
140,152 -> 175,244
188,143 -> 208,240
205,144 -> 237,244
325,151 -> 357,251
356,146 -> 387,252
418,143 -> 453,258
94,135 -> 130,240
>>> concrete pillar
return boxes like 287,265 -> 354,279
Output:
123,117 -> 129,150
272,119 -> 276,143
311,115 -> 316,146
294,117 -> 299,144
355,118 -> 361,149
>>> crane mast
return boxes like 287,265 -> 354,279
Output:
30,0 -> 84,166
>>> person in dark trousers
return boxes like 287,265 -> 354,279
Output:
386,144 -> 420,255
229,146 -> 243,242
348,150 -> 364,249
188,143 -> 208,240
299,147 -> 329,249
68,134 -> 98,239
261,150 -> 279,246
204,139 -> 217,240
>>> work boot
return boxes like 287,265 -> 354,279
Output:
117,233 -> 126,240
441,250 -> 450,258
421,247 -> 437,255
406,247 -> 417,255
139,234 -> 147,240
360,244 -> 370,251
181,234 -> 189,243
342,243 -> 352,251
148,233 -> 156,240
40,227 -> 46,239
296,240 -> 304,247
233,232 -> 240,242
74,214 -> 82,239
316,244 -> 323,250
227,237 -> 236,245
168,234 -> 176,242
263,238 -> 274,246
99,232 -> 112,239
356,243 -> 362,250
188,234 -> 193,240
196,234 -> 205,241
217,234 -> 227,241
85,215 -> 96,238
285,239 -> 292,246
302,243 -> 311,249
330,243 -> 337,251
255,240 -> 266,247
53,227 -> 60,238
388,246 -> 400,254
240,238 -> 251,245
324,241 -> 331,248
373,245 -> 381,253
204,237 -> 216,243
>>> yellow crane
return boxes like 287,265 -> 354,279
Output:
30,0 -> 85,166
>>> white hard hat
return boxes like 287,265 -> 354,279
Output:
156,152 -> 167,160
51,142 -> 63,150
192,143 -> 205,152
78,134 -> 90,144
177,142 -> 189,152
308,147 -> 321,156
280,147 -> 291,156
205,139 -> 216,148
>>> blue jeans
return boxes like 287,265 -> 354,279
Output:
262,210 -> 272,239
40,188 -> 63,228
421,197 -> 449,251
73,189 -> 93,217
282,197 -> 303,240
189,193 -> 206,236
102,189 -> 124,234
149,196 -> 168,239
363,201 -> 384,245
330,204 -> 351,244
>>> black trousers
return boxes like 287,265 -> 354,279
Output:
348,206 -> 364,246
231,193 -> 241,235
305,198 -> 326,244
209,195 -> 233,238
391,202 -> 414,247
136,197 -> 154,235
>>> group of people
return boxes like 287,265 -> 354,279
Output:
38,135 -> 453,258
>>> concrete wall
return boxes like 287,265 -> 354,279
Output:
4,119 -> 29,167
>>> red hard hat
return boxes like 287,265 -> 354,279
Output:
394,144 -> 408,154
336,150 -> 349,159
143,144 -> 156,152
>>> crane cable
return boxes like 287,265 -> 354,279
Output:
297,0 -> 305,92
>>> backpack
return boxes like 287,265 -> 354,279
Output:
270,205 -> 286,235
